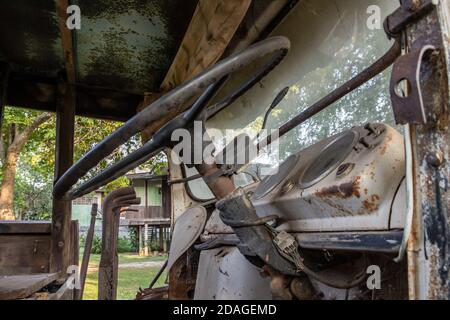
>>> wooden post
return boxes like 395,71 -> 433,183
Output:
144,223 -> 149,256
159,226 -> 163,252
51,0 -> 77,276
50,82 -> 75,274
70,220 -> 79,300
162,176 -> 171,219
145,179 -> 149,218
138,225 -> 143,256
163,228 -> 168,253
77,203 -> 97,300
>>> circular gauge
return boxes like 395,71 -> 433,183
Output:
298,130 -> 359,189
253,154 -> 299,200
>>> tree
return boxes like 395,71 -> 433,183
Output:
1,107 -> 167,220
0,110 -> 52,220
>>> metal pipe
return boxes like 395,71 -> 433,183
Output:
98,187 -> 140,300
395,124 -> 415,263
258,39 -> 402,149
76,203 -> 98,300
148,260 -> 168,289
403,124 -> 419,299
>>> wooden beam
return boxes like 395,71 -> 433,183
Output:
7,77 -> 141,122
160,0 -> 252,91
0,221 -> 51,234
56,0 -> 76,84
50,82 -> 75,274
50,2 -> 77,274
138,0 -> 251,142
0,273 -> 59,300
0,234 -> 51,275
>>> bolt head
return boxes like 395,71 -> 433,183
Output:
427,152 -> 444,167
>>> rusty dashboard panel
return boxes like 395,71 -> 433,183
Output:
251,123 -> 406,232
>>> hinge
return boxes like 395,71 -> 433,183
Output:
384,0 -> 435,39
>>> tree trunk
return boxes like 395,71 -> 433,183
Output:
0,112 -> 52,220
0,149 -> 19,220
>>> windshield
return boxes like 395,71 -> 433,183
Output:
205,0 -> 400,179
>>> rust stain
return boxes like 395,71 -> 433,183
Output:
362,194 -> 380,212
322,199 -> 355,216
315,176 -> 361,199
426,245 -> 447,299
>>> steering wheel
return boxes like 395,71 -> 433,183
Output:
54,36 -> 291,199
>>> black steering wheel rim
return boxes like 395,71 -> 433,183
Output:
54,36 -> 291,199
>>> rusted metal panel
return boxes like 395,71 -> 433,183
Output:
0,0 -> 64,77
404,4 -> 450,300
252,124 -> 406,232
168,248 -> 199,300
194,247 -> 272,300
390,44 -> 436,124
0,0 -> 197,92
0,0 -> 198,122
295,231 -> 403,254
73,0 -> 197,94
136,286 -> 168,300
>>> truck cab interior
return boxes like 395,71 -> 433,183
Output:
0,0 -> 449,300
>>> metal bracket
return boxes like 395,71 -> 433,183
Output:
384,0 -> 434,39
390,45 -> 437,125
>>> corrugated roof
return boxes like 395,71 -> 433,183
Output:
0,0 -> 198,119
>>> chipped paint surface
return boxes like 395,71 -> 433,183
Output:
0,0 -> 197,93
74,0 -> 197,93
253,124 -> 406,232
405,5 -> 450,299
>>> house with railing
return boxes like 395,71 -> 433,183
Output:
122,173 -> 171,255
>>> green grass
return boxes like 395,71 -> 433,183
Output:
81,252 -> 168,300
82,252 -> 167,265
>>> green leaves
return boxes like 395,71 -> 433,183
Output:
1,106 -> 167,219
